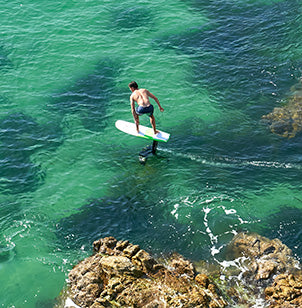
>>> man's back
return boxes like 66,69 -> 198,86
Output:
131,89 -> 151,107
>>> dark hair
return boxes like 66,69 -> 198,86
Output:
128,81 -> 138,89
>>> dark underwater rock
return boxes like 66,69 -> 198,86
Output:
0,45 -> 13,70
112,6 -> 153,30
0,112 -> 63,194
50,59 -> 123,132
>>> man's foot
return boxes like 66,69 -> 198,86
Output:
154,130 -> 159,135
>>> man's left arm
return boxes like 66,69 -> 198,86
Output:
130,95 -> 139,124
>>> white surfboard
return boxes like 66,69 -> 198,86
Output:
115,120 -> 170,143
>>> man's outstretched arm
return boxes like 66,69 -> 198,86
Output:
147,90 -> 164,112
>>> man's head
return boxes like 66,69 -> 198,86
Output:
128,81 -> 138,91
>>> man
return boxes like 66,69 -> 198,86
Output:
128,81 -> 164,134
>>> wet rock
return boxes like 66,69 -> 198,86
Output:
68,254 -> 105,307
265,273 -> 302,307
66,237 -> 227,308
227,232 -> 299,282
62,233 -> 302,308
222,232 -> 302,307
262,79 -> 302,138
165,252 -> 196,279
93,237 -> 117,255
100,255 -> 143,278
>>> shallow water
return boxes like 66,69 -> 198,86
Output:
1,0 -> 302,307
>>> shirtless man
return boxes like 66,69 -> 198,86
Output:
128,81 -> 164,134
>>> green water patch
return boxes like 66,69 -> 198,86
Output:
0,204 -> 81,308
155,0 -> 302,115
0,1 -> 114,116
28,136 -> 117,220
0,113 -> 63,194
259,205 -> 302,259
108,0 -> 208,37
0,241 -> 66,308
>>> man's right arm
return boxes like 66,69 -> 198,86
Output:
147,90 -> 164,112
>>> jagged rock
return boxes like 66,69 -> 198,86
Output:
167,252 -> 196,279
100,255 -> 143,277
67,237 -> 227,308
265,273 -> 302,307
222,232 -> 302,307
131,248 -> 157,273
262,79 -> 302,138
227,232 -> 299,282
61,233 -> 302,308
68,254 -> 105,307
195,274 -> 210,288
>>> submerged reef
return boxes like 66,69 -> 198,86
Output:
0,44 -> 13,70
262,79 -> 302,138
49,59 -> 123,132
0,112 -> 63,194
57,232 -> 302,308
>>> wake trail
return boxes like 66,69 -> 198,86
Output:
158,148 -> 302,170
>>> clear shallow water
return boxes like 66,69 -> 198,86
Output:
0,0 -> 302,306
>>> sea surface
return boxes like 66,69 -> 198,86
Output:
1,0 -> 302,307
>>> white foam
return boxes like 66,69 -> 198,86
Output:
171,203 -> 179,219
158,148 -> 302,170
65,297 -> 82,308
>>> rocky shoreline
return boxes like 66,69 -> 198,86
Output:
56,232 -> 302,307
262,78 -> 302,138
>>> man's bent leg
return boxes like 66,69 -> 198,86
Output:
150,115 -> 158,134
133,113 -> 139,133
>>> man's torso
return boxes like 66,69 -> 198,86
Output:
131,89 -> 150,107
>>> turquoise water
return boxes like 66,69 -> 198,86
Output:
1,0 -> 302,306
